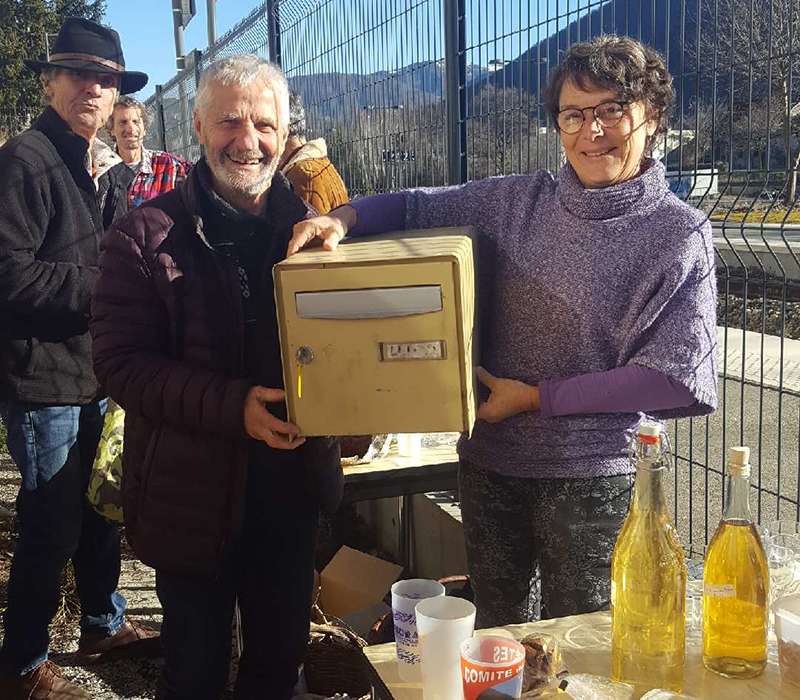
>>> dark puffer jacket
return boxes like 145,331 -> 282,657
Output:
0,106 -> 132,403
90,164 -> 342,575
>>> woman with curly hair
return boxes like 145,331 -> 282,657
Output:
288,35 -> 718,627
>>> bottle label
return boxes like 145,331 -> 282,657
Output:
704,583 -> 735,598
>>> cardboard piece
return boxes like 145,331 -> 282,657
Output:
316,546 -> 402,636
342,601 -> 392,639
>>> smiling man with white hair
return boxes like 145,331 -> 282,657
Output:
193,55 -> 290,211
89,53 -> 343,700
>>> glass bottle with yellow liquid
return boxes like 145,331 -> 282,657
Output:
702,446 -> 769,678
611,423 -> 686,695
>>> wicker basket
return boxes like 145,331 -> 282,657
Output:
304,618 -> 372,699
339,435 -> 373,459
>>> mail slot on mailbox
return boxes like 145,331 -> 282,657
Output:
273,227 -> 478,436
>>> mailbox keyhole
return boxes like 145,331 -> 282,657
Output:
296,346 -> 314,366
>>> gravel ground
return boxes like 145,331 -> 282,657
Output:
0,446 -> 375,700
719,295 -> 800,340
0,449 -> 242,700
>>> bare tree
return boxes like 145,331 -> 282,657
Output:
680,99 -> 728,167
701,0 -> 800,204
324,102 -> 448,196
466,86 -> 559,180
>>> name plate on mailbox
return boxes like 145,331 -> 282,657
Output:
380,341 -> 446,361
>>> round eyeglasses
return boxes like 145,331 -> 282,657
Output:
556,101 -> 629,134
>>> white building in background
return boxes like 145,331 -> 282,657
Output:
656,128 -> 719,198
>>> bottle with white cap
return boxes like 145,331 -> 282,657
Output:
611,423 -> 686,694
702,446 -> 769,678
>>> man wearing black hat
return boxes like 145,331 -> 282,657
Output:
0,17 -> 159,700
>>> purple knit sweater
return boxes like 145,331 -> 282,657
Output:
366,160 -> 717,478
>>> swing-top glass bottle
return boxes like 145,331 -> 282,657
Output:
611,423 -> 686,694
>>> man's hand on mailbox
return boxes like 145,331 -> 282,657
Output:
287,204 -> 357,257
475,366 -> 541,423
243,386 -> 306,450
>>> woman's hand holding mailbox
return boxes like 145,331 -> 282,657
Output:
243,386 -> 306,449
286,204 -> 357,257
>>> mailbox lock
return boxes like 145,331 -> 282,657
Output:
296,346 -> 314,366
295,347 -> 314,400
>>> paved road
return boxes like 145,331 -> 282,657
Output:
712,221 -> 800,245
668,328 -> 800,549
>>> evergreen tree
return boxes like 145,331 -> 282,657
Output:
0,0 -> 106,135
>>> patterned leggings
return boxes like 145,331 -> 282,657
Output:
459,460 -> 634,629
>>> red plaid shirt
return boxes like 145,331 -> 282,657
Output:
128,149 -> 193,208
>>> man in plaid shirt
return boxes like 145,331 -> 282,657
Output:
108,95 -> 192,207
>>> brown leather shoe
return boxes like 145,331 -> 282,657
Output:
77,618 -> 162,662
0,660 -> 92,699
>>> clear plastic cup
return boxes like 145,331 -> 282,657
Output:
559,674 -> 635,700
765,520 -> 800,542
767,543 -> 800,627
415,596 -> 476,700
391,579 -> 445,681
685,579 -> 704,636
772,593 -> 800,688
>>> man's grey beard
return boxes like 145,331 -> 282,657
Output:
208,147 -> 280,199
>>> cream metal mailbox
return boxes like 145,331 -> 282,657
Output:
273,227 -> 477,436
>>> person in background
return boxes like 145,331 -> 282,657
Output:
91,54 -> 342,700
0,18 -> 159,700
287,35 -> 718,628
108,95 -> 192,208
279,89 -> 348,214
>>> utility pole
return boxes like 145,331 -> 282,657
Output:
171,0 -> 195,71
206,0 -> 217,46
171,0 -> 197,157
443,0 -> 467,185
266,0 -> 281,66
44,31 -> 58,61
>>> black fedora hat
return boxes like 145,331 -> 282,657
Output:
24,17 -> 148,95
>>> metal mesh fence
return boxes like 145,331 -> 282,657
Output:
146,0 -> 800,546
280,0 -> 449,196
144,3 -> 272,160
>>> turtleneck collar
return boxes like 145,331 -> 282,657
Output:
556,158 -> 669,221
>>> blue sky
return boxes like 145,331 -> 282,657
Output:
106,0 -> 264,101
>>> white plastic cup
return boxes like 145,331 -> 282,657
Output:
415,596 -> 477,700
391,579 -> 446,681
397,433 -> 423,462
